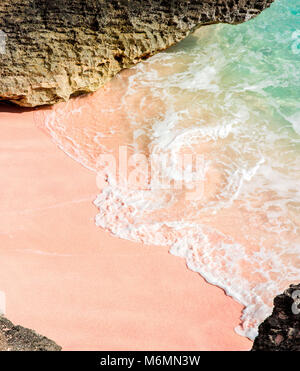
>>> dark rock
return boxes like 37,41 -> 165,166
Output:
0,316 -> 61,351
0,0 -> 274,107
252,284 -> 300,351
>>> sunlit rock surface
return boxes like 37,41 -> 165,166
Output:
0,0 -> 274,107
0,316 -> 61,351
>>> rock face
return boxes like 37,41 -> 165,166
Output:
0,0 -> 274,107
252,284 -> 300,351
0,316 -> 61,351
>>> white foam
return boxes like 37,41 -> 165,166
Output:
288,112 -> 300,135
35,24 -> 300,341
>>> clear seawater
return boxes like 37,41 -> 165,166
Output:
35,0 -> 300,339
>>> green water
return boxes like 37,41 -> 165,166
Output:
36,0 -> 300,340
222,0 -> 299,126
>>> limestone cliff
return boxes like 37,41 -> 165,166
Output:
0,0 -> 274,107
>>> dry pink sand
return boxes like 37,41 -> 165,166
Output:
0,104 -> 251,350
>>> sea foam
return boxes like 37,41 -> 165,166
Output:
35,0 -> 300,339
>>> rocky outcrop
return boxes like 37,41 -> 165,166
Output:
0,316 -> 61,351
252,284 -> 300,351
0,0 -> 274,107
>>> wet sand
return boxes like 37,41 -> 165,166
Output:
0,104 -> 251,350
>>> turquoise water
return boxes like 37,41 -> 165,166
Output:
219,0 -> 300,131
168,0 -> 300,135
36,0 -> 300,340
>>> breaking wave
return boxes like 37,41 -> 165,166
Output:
35,0 -> 300,339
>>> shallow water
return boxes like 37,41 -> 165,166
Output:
35,0 -> 300,339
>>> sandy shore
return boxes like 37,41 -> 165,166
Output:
0,104 -> 251,350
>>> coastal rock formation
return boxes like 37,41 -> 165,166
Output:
252,284 -> 300,351
0,316 -> 61,351
0,0 -> 274,107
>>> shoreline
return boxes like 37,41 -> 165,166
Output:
0,104 -> 251,350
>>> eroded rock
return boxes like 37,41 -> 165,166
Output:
252,284 -> 300,351
0,0 -> 274,107
0,316 -> 61,351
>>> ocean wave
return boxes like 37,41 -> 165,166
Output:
34,0 -> 300,339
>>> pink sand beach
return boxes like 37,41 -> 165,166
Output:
0,104 -> 251,350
